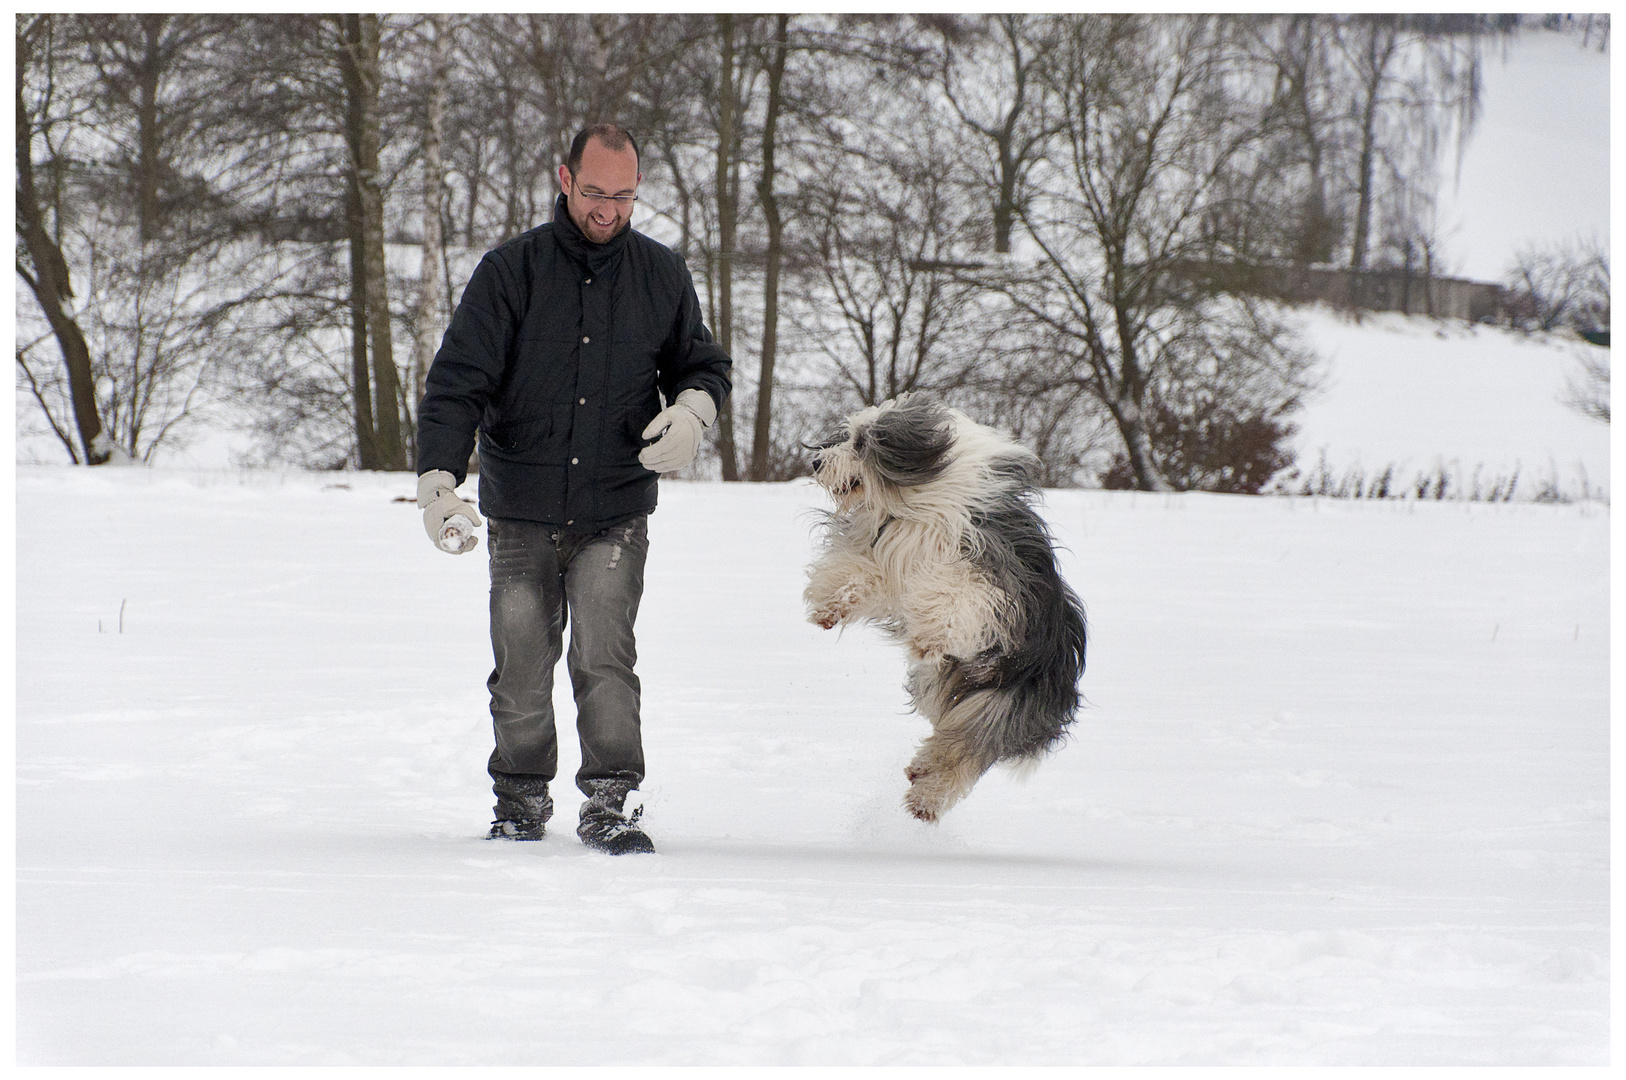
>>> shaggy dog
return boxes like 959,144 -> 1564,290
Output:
804,394 -> 1087,821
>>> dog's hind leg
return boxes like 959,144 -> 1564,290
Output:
901,677 -> 999,822
903,732 -> 995,822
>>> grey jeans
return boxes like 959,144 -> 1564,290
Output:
486,515 -> 648,818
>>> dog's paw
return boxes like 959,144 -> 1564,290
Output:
903,759 -> 945,821
809,604 -> 845,630
809,581 -> 867,629
903,782 -> 943,822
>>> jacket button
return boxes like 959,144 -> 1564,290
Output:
571,457 -> 579,465
581,335 -> 590,343
584,278 -> 592,285
565,520 -> 573,526
578,398 -> 586,405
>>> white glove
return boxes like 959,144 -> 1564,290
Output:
417,469 -> 483,554
638,388 -> 716,474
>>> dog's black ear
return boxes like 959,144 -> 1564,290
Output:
862,395 -> 954,486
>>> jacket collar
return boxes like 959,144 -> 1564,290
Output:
552,193 -> 630,275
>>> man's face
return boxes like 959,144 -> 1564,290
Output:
558,138 -> 641,245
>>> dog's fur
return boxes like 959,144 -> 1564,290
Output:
804,394 -> 1087,821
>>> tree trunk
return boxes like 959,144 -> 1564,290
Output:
1300,151 -> 1330,265
135,15 -> 165,243
15,23 -> 112,465
1108,396 -> 1168,492
993,142 -> 1017,254
1107,323 -> 1171,492
464,138 -> 482,246
1349,21 -> 1395,275
338,15 -> 378,469
413,13 -> 451,464
339,14 -> 407,471
1279,14 -> 1333,266
712,13 -> 741,481
991,16 -> 1027,254
1349,92 -> 1378,274
355,14 -> 407,470
749,14 -> 788,482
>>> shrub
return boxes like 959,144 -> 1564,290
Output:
1099,399 -> 1298,494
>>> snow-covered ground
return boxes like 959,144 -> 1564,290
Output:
14,467 -> 1607,1065
1286,309 -> 1609,500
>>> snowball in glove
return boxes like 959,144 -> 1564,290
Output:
416,469 -> 483,554
638,388 -> 716,474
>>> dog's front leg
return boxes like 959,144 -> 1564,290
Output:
804,550 -> 883,630
900,572 -> 1003,666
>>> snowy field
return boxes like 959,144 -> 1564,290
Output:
13,465 -> 1608,1065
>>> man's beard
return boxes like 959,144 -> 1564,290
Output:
570,202 -> 629,244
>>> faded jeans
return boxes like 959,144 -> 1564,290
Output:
485,515 -> 648,820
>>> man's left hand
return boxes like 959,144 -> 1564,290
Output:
639,388 -> 716,474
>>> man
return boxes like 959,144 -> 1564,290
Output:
415,124 -> 731,855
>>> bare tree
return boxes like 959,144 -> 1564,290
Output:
923,14 -> 1060,255
789,56 -> 994,412
15,14 -> 258,465
1506,235 -> 1610,334
1003,14 -> 1313,491
16,16 -> 114,464
1343,17 -> 1399,275
1241,14 -> 1343,265
410,12 -> 452,455
1337,15 -> 1481,275
74,15 -> 233,246
189,14 -> 422,469
22,13 -> 1445,489
338,14 -> 407,470
710,13 -> 747,480
747,13 -> 790,482
441,16 -> 672,251
1561,347 -> 1609,424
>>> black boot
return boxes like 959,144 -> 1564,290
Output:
488,775 -> 553,841
578,780 -> 655,855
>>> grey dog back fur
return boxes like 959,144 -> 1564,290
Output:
955,453 -> 1088,762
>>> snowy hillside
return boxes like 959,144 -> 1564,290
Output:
14,467 -> 1607,1064
1285,308 -> 1608,501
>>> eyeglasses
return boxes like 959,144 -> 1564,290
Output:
575,190 -> 637,206
569,173 -> 638,207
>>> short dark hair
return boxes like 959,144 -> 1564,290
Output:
567,124 -> 640,174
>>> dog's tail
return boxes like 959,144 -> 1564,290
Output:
944,622 -> 1085,766
947,487 -> 1088,764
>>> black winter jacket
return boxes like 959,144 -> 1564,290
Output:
416,195 -> 732,529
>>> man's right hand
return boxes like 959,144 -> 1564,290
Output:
417,470 -> 483,554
